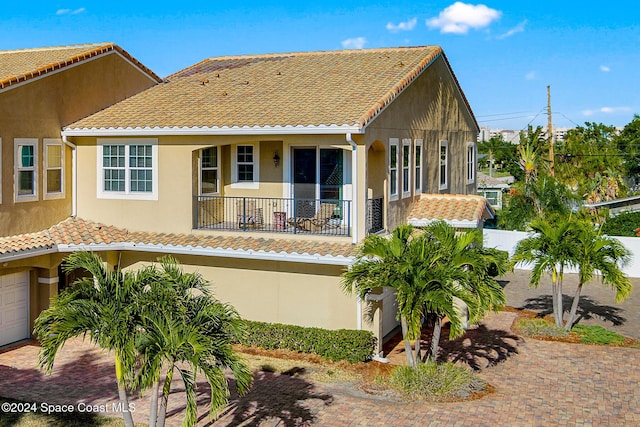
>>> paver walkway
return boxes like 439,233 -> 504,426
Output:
1,270 -> 639,426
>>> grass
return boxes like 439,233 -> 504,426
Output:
513,316 -> 636,347
571,325 -> 627,345
380,363 -> 487,402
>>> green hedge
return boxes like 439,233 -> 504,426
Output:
600,211 -> 640,236
238,320 -> 377,363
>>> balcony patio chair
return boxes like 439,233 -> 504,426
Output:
236,199 -> 263,229
289,202 -> 338,232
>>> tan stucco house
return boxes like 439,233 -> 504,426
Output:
0,44 -> 487,354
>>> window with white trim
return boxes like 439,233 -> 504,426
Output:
44,139 -> 64,199
98,139 -> 158,200
200,147 -> 219,194
402,139 -> 411,197
414,139 -> 423,193
15,138 -> 38,202
467,142 -> 476,184
389,138 -> 399,199
237,145 -> 254,182
439,140 -> 448,190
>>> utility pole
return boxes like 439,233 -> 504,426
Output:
547,85 -> 554,176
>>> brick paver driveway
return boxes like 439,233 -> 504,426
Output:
1,309 -> 639,426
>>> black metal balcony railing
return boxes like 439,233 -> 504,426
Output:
194,196 -> 351,236
367,197 -> 384,234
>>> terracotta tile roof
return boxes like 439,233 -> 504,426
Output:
65,46 -> 475,132
0,43 -> 161,90
407,194 -> 495,228
0,217 -> 355,264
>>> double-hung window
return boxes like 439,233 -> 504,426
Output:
44,138 -> 64,199
15,138 -> 38,202
439,140 -> 448,190
231,144 -> 259,189
98,139 -> 158,199
200,147 -> 219,194
389,138 -> 399,200
467,142 -> 476,184
402,139 -> 411,197
414,139 -> 423,193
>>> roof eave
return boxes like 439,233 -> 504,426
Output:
56,242 -> 355,265
62,124 -> 365,137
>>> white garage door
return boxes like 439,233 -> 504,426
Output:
0,272 -> 30,347
381,287 -> 400,338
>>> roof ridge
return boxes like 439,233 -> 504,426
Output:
165,45 -> 440,80
0,42 -> 113,55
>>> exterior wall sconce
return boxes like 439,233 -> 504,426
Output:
273,151 -> 280,167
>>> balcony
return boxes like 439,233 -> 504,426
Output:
194,196 -> 352,237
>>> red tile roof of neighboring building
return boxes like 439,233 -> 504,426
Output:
0,43 -> 161,90
407,194 -> 494,228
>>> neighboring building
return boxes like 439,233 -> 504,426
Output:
476,171 -> 511,209
1,45 -> 484,353
0,43 -> 161,348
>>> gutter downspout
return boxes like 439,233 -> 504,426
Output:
346,133 -> 358,245
62,135 -> 77,217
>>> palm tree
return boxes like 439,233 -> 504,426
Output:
342,223 -> 506,366
564,224 -> 632,330
34,253 -> 252,427
512,217 -> 583,327
34,251 -> 141,427
135,257 -> 252,427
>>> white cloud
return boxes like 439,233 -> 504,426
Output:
497,19 -> 527,39
426,2 -> 502,34
600,65 -> 611,72
582,106 -> 632,116
341,37 -> 367,49
525,71 -> 537,80
387,18 -> 418,32
56,7 -> 85,15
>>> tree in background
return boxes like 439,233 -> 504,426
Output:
478,135 -> 518,178
615,114 -> 640,187
555,122 -> 626,202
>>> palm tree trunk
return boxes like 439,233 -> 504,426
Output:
114,355 -> 135,427
565,282 -> 583,330
157,369 -> 174,427
429,315 -> 443,362
149,380 -> 159,427
400,316 -> 415,367
551,268 -> 559,326
413,327 -> 422,365
556,266 -> 565,327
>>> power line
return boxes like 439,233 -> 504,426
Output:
476,111 -> 534,118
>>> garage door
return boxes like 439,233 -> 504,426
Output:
0,272 -> 30,347
381,287 -> 400,338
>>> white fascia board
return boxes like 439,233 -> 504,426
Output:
407,218 -> 478,229
0,247 -> 58,262
56,242 -> 355,266
62,124 -> 365,137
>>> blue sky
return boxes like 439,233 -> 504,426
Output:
3,1 -> 638,131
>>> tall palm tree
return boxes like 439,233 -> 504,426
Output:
512,217 -> 583,327
564,224 -> 632,330
136,257 -> 252,427
342,223 -> 506,366
34,251 -> 141,427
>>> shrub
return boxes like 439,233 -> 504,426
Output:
238,320 -> 377,363
515,318 -> 569,338
571,325 -> 626,345
600,211 -> 640,236
387,363 -> 486,401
